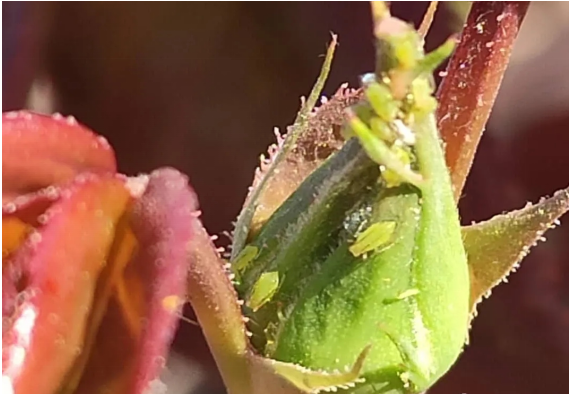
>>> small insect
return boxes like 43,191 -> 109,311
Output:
233,245 -> 259,273
349,221 -> 397,257
232,245 -> 259,284
247,271 -> 280,312
346,109 -> 422,187
383,288 -> 421,305
396,288 -> 420,300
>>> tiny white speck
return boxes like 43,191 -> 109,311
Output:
29,232 -> 42,244
124,175 -> 149,198
4,203 -> 17,214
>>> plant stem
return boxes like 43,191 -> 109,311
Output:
186,220 -> 252,394
436,1 -> 529,201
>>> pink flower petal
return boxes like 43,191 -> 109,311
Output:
2,111 -> 117,204
72,168 -> 199,394
129,168 -> 198,393
2,174 -> 131,394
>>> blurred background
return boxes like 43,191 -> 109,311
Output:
3,2 -> 568,394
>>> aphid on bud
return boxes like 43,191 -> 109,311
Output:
349,221 -> 396,257
232,245 -> 259,282
247,271 -> 280,312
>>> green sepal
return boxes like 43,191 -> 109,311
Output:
234,138 -> 380,351
259,346 -> 370,394
232,36 -> 337,260
414,37 -> 456,78
463,186 -> 569,317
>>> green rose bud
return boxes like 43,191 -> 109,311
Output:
184,4 -> 567,394
231,13 -> 469,394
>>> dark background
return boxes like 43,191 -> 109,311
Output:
3,2 -> 568,394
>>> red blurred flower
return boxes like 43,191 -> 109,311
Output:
2,111 -> 199,394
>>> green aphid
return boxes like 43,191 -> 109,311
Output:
410,78 -> 437,117
369,116 -> 395,143
247,271 -> 280,312
349,221 -> 397,257
233,245 -> 259,275
383,288 -> 421,305
381,145 -> 414,188
348,113 -> 422,187
365,82 -> 399,123
396,288 -> 420,300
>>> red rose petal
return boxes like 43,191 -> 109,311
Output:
2,111 -> 117,204
2,174 -> 131,394
73,168 -> 198,394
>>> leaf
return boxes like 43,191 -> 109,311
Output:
2,111 -> 117,204
2,174 -> 131,394
462,187 -> 569,316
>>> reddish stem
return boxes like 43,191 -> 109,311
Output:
436,2 -> 529,201
186,218 -> 252,394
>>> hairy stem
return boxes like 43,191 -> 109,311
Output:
436,1 -> 529,201
186,220 -> 252,394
